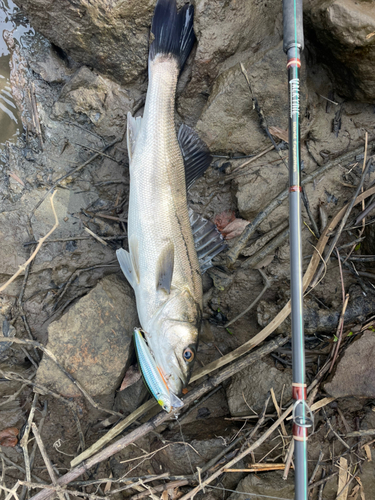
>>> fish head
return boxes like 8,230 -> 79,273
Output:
146,318 -> 199,397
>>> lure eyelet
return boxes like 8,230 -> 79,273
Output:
183,348 -> 194,362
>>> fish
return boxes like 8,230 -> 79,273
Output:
117,0 -> 226,409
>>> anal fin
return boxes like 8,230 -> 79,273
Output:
127,112 -> 142,163
189,209 -> 227,273
178,124 -> 212,191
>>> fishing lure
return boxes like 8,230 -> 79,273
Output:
133,328 -> 184,413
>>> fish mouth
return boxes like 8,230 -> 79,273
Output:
155,351 -> 187,397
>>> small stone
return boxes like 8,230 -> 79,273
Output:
325,331 -> 375,398
228,471 -> 294,500
36,274 -> 138,398
226,359 -> 292,416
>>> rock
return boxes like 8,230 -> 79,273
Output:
3,30 -> 36,136
235,158 -> 288,222
52,66 -> 132,140
36,274 -> 138,398
178,0 -> 283,123
14,0 -> 152,85
228,471 -> 294,500
151,418 -> 238,475
325,330 -> 375,398
257,285 -> 374,335
115,377 -> 149,415
26,33 -> 73,83
196,42 -> 307,154
306,0 -> 375,101
226,359 -> 292,417
360,459 -> 375,495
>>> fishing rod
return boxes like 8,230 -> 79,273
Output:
283,1 -> 313,499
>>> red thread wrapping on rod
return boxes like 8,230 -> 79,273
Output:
293,423 -> 308,441
287,58 -> 301,68
292,384 -> 307,401
289,185 -> 302,193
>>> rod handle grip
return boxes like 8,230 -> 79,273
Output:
283,0 -> 304,53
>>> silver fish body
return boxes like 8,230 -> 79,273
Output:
127,56 -> 202,396
118,2 -> 202,397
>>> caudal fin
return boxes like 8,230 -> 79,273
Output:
149,0 -> 196,70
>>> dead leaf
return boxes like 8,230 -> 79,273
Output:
213,210 -> 235,232
366,32 -> 375,40
355,477 -> 365,500
119,365 -> 141,391
349,484 -> 360,500
0,427 -> 19,447
269,126 -> 289,143
8,172 -> 25,186
161,492 -> 169,500
364,444 -> 372,462
220,218 -> 250,239
169,488 -> 183,500
253,253 -> 274,269
213,210 -> 250,239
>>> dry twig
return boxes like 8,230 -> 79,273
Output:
0,191 -> 59,293
310,150 -> 373,288
224,269 -> 272,327
30,336 -> 288,500
19,394 -> 39,489
227,141 -> 375,266
31,424 -> 65,500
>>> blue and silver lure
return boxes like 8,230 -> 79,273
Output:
133,328 -> 184,413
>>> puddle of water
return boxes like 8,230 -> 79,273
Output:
0,0 -> 33,154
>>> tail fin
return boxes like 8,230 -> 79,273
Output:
149,0 -> 196,70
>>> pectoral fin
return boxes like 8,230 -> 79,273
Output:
127,112 -> 142,162
178,124 -> 212,191
116,248 -> 135,288
156,242 -> 174,294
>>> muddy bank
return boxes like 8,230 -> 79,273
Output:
1,0 -> 375,499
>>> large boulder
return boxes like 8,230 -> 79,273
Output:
196,42 -> 307,154
178,0 -> 283,123
306,0 -> 375,101
36,274 -> 138,398
228,471 -> 294,500
51,66 -> 132,140
325,330 -> 375,398
226,359 -> 292,417
13,0 -> 153,85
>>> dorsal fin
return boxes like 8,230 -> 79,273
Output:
156,241 -> 175,294
178,124 -> 212,191
127,112 -> 142,163
189,209 -> 227,273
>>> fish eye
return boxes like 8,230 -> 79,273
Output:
183,348 -> 194,362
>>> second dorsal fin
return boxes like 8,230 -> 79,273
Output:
178,124 -> 212,191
